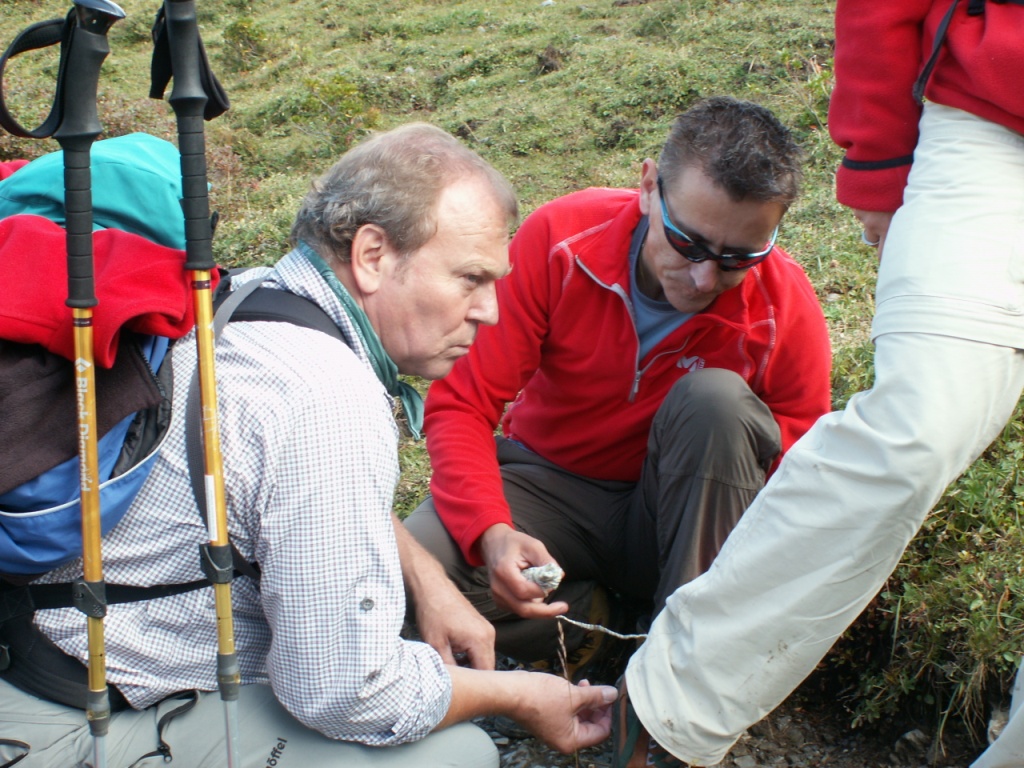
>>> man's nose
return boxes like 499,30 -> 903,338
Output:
469,283 -> 500,326
691,260 -> 721,293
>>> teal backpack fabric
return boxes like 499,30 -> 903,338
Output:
0,132 -> 186,248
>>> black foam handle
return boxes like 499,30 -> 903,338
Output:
165,0 -> 215,271
54,19 -> 113,308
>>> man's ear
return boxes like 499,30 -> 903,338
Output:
638,158 -> 658,216
349,223 -> 390,294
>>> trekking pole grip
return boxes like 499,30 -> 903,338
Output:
54,5 -> 121,307
165,0 -> 215,272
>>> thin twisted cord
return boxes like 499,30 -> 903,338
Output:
556,614 -> 648,641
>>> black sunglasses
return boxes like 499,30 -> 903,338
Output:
657,177 -> 777,271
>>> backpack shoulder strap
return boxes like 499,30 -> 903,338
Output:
0,278 -> 354,707
0,278 -> 350,615
217,284 -> 346,344
186,275 -> 352,584
913,0 -> 961,103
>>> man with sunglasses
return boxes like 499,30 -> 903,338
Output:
405,97 -> 831,679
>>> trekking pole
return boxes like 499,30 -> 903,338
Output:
51,2 -> 125,767
154,2 -> 239,764
0,2 -> 123,763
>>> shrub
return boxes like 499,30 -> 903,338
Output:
222,17 -> 271,73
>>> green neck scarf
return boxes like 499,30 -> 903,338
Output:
298,241 -> 423,439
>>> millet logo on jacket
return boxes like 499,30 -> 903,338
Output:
677,355 -> 705,372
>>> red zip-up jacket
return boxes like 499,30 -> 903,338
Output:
425,188 -> 832,565
830,0 -> 1024,212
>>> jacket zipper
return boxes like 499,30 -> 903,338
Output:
575,257 -> 698,403
628,336 -> 693,401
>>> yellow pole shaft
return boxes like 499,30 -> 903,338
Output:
73,308 -> 107,695
191,270 -> 237,657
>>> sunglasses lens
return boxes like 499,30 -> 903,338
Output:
663,226 -> 716,264
664,229 -> 698,258
719,252 -> 770,271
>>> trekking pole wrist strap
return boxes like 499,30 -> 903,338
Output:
149,4 -> 230,121
0,15 -> 69,138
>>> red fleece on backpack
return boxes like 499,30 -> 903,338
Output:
0,159 -> 29,180
0,214 -> 219,367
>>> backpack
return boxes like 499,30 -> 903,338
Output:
0,133 -> 189,578
0,136 -> 350,709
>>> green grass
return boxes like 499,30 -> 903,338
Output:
1,0 -> 1019,747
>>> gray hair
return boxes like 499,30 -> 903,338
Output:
658,96 -> 803,207
290,123 -> 518,262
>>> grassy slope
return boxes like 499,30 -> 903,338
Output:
2,0 -> 1021,742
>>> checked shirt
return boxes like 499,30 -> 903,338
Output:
32,251 -> 452,746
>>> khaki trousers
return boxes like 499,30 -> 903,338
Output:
0,680 -> 497,768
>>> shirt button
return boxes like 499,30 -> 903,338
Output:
360,597 -> 375,611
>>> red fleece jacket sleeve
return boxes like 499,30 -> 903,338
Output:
828,0 -> 932,213
751,254 -> 833,472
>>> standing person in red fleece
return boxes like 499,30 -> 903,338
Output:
617,2 -> 1024,766
405,97 -> 832,678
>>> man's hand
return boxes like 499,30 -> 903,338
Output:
441,667 -> 617,753
414,577 -> 496,670
479,524 -> 569,619
853,209 -> 894,257
510,674 -> 616,753
393,515 -> 496,670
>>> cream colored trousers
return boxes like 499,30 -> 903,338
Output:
627,103 -> 1024,767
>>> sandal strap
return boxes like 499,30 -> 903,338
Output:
612,688 -> 644,766
612,682 -> 689,767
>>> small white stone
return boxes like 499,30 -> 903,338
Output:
521,563 -> 564,594
989,705 -> 1009,744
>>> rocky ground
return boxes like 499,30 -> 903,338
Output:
405,622 -> 986,768
477,688 -> 984,768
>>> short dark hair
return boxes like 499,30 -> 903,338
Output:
290,123 -> 518,263
658,96 -> 803,207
